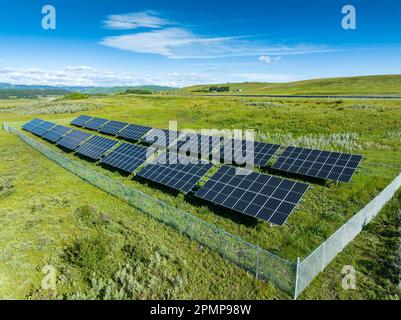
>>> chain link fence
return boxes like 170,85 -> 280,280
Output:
3,123 -> 401,299
295,171 -> 401,298
3,123 -> 296,295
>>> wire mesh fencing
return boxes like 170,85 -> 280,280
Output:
4,124 -> 297,296
295,171 -> 401,298
4,123 -> 401,299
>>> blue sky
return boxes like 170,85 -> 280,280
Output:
0,0 -> 400,87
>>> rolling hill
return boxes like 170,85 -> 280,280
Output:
180,74 -> 401,96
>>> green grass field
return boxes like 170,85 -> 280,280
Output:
1,91 -> 400,299
180,74 -> 401,95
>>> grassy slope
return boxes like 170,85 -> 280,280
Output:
180,75 -> 401,95
1,94 -> 400,299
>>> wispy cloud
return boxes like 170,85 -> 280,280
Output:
103,11 -> 173,30
258,55 -> 283,64
101,26 -> 330,59
0,66 -> 214,87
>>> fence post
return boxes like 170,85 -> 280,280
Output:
294,257 -> 301,300
223,231 -> 228,259
255,248 -> 260,280
321,243 -> 326,272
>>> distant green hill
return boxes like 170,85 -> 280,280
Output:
80,85 -> 176,94
0,88 -> 69,99
180,74 -> 401,95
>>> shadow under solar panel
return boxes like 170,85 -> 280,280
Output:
272,146 -> 363,183
194,165 -> 309,226
75,136 -> 118,160
137,152 -> 214,194
101,142 -> 150,174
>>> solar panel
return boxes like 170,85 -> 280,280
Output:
271,147 -> 363,183
22,118 -> 44,132
194,165 -> 309,226
71,115 -> 92,127
75,136 -> 119,160
31,121 -> 57,137
117,124 -> 153,142
137,152 -> 214,194
56,130 -> 93,151
98,120 -> 129,136
175,132 -> 223,159
42,125 -> 73,143
101,143 -> 150,174
220,139 -> 280,167
139,128 -> 179,149
83,117 -> 109,131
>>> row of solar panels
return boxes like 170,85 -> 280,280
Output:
72,115 -> 363,183
22,118 -> 310,226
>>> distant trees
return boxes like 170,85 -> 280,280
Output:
61,92 -> 90,100
0,89 -> 68,99
191,86 -> 230,93
123,89 -> 153,95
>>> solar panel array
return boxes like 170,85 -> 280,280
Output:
57,130 -> 93,151
83,117 -> 109,131
22,118 -> 44,132
220,139 -> 280,167
98,120 -> 128,136
137,152 -> 214,194
24,116 -> 366,226
71,115 -> 92,127
271,147 -> 363,183
195,166 -> 309,225
101,143 -> 149,173
42,125 -> 72,143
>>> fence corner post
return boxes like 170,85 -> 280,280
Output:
294,257 -> 301,300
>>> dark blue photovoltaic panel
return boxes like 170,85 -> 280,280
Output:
42,125 -> 73,143
22,118 -> 44,132
56,130 -> 93,151
118,124 -> 153,142
101,143 -> 150,174
174,132 -> 223,159
30,121 -> 57,137
272,147 -> 363,183
194,165 -> 309,226
98,120 -> 129,136
83,117 -> 109,131
220,139 -> 280,167
139,128 -> 179,149
71,115 -> 92,127
137,152 -> 214,194
75,136 -> 118,160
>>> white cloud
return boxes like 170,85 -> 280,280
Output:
229,73 -> 297,82
101,27 -> 329,60
0,66 -> 215,87
103,11 -> 173,30
258,55 -> 283,64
